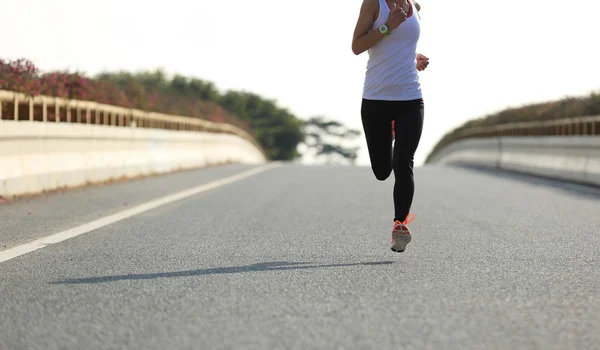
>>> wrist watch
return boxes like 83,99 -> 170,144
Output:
379,24 -> 391,36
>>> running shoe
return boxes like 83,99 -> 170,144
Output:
391,214 -> 415,252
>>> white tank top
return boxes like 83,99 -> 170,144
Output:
362,0 -> 422,101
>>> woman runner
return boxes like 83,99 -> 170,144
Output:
352,0 -> 430,252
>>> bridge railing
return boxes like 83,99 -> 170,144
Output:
431,115 -> 600,158
426,115 -> 600,187
456,115 -> 600,139
0,89 -> 263,153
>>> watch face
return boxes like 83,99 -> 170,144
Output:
380,25 -> 387,32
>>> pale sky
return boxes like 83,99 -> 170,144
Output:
3,0 -> 599,166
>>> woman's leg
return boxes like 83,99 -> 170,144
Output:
361,99 -> 394,181
392,99 -> 424,223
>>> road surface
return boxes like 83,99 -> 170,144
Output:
1,163 -> 599,349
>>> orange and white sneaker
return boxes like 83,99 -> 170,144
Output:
391,214 -> 415,253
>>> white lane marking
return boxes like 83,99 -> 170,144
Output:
0,162 -> 281,264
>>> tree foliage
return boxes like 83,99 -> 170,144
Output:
301,116 -> 362,165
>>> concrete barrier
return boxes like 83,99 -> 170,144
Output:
428,136 -> 600,187
0,120 -> 266,198
426,137 -> 501,169
586,142 -> 600,185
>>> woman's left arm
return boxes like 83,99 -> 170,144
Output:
413,1 -> 427,71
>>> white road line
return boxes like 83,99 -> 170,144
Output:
0,162 -> 281,264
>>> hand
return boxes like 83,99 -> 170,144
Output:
386,2 -> 408,30
416,53 -> 429,71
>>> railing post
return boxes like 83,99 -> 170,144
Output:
29,98 -> 34,121
55,98 -> 60,122
86,107 -> 90,124
42,99 -> 47,122
0,100 -> 2,119
584,121 -> 588,135
14,95 -> 19,121
77,107 -> 82,123
66,103 -> 72,123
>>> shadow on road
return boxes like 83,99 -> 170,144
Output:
49,261 -> 395,285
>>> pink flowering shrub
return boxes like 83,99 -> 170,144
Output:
0,58 -> 41,96
0,57 -> 250,132
38,71 -> 91,100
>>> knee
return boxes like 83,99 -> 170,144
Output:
392,153 -> 415,175
373,167 -> 392,181
394,151 -> 415,168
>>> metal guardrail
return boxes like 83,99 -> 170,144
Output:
0,89 -> 264,153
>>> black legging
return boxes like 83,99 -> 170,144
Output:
361,98 -> 424,223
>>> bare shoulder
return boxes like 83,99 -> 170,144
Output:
358,0 -> 379,21
361,0 -> 379,12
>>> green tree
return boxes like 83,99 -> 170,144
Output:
218,91 -> 305,161
301,116 -> 362,165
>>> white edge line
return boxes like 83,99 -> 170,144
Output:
0,162 -> 282,264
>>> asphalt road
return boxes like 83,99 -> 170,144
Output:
1,163 -> 599,349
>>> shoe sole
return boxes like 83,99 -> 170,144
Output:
391,234 -> 411,253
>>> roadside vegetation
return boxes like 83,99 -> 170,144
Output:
426,91 -> 600,162
1,58 -> 360,164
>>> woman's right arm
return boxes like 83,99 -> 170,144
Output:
351,0 -> 384,55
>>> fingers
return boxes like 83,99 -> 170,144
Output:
388,2 -> 408,28
416,57 -> 430,71
417,55 -> 430,65
392,10 -> 407,25
390,2 -> 405,15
